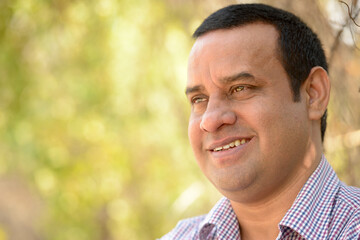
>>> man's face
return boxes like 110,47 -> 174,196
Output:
186,23 -> 312,202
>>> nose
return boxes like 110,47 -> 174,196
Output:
200,97 -> 237,132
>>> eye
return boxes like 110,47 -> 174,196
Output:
191,96 -> 207,104
231,85 -> 245,93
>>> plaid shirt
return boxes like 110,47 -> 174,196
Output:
159,156 -> 360,239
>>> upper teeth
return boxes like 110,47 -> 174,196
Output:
213,139 -> 248,152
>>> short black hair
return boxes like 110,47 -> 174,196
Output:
193,4 -> 328,142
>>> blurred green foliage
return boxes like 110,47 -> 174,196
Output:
0,0 -> 359,239
0,0 -> 213,239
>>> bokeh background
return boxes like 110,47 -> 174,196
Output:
0,0 -> 359,239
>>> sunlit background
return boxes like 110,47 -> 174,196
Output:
0,0 -> 359,239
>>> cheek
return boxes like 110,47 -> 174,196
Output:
188,116 -> 207,170
239,100 -> 278,130
188,116 -> 202,151
246,99 -> 292,140
257,100 -> 309,154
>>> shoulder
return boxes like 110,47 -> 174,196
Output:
337,209 -> 360,239
157,215 -> 206,240
338,183 -> 360,209
334,183 -> 360,239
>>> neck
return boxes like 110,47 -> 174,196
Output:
230,141 -> 323,240
230,180 -> 301,240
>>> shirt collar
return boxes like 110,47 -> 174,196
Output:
279,155 -> 341,239
198,197 -> 240,240
197,155 -> 340,240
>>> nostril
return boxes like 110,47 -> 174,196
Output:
200,121 -> 209,132
223,111 -> 237,124
200,118 -> 209,132
200,110 -> 236,132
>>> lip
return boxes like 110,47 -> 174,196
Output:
206,136 -> 253,151
207,136 -> 254,164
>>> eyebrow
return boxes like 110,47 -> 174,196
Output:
185,72 -> 256,95
185,85 -> 204,95
219,72 -> 255,84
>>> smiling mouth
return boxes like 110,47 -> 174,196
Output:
212,139 -> 250,152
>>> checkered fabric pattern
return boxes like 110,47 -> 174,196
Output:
158,156 -> 360,239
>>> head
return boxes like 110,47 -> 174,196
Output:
194,3 -> 328,142
186,4 -> 330,202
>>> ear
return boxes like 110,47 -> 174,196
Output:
304,66 -> 331,120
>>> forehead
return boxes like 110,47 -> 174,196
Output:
187,23 -> 282,85
190,22 -> 280,59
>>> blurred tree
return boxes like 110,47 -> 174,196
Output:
0,0 -> 359,239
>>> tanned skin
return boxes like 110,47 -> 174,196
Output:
186,23 -> 330,240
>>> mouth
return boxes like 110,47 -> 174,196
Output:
210,138 -> 251,152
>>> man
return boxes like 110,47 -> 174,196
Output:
160,3 -> 360,240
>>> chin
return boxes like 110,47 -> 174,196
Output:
209,167 -> 258,198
